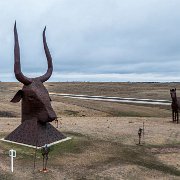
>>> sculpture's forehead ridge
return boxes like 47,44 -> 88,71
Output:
22,80 -> 48,95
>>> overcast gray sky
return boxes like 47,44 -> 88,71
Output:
1,0 -> 180,82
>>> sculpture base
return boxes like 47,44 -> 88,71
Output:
3,120 -> 68,148
1,137 -> 71,149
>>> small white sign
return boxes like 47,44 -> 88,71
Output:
9,149 -> 16,172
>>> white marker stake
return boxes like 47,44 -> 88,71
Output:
9,149 -> 16,172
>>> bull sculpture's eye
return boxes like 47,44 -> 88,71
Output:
28,95 -> 36,101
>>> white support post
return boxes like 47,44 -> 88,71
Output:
9,149 -> 16,172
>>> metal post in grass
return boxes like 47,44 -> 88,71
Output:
55,118 -> 58,128
143,122 -> 144,137
33,122 -> 39,173
138,128 -> 143,145
9,149 -> 16,172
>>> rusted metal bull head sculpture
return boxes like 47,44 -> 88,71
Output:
11,22 -> 56,124
4,23 -> 66,147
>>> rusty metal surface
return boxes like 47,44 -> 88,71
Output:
170,88 -> 179,123
5,121 -> 65,147
5,22 -> 66,146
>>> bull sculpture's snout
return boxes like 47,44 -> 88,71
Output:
12,22 -> 56,124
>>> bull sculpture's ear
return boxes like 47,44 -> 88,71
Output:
48,94 -> 52,101
11,90 -> 23,103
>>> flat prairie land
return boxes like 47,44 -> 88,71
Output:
0,82 -> 180,180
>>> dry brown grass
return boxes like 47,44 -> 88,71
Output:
45,82 -> 180,99
0,82 -> 179,179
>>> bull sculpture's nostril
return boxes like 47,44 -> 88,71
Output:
48,111 -> 57,122
49,116 -> 56,121
47,106 -> 57,122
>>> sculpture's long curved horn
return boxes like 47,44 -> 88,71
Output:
38,27 -> 53,82
14,22 -> 32,85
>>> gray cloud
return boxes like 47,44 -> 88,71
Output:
0,0 -> 180,82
